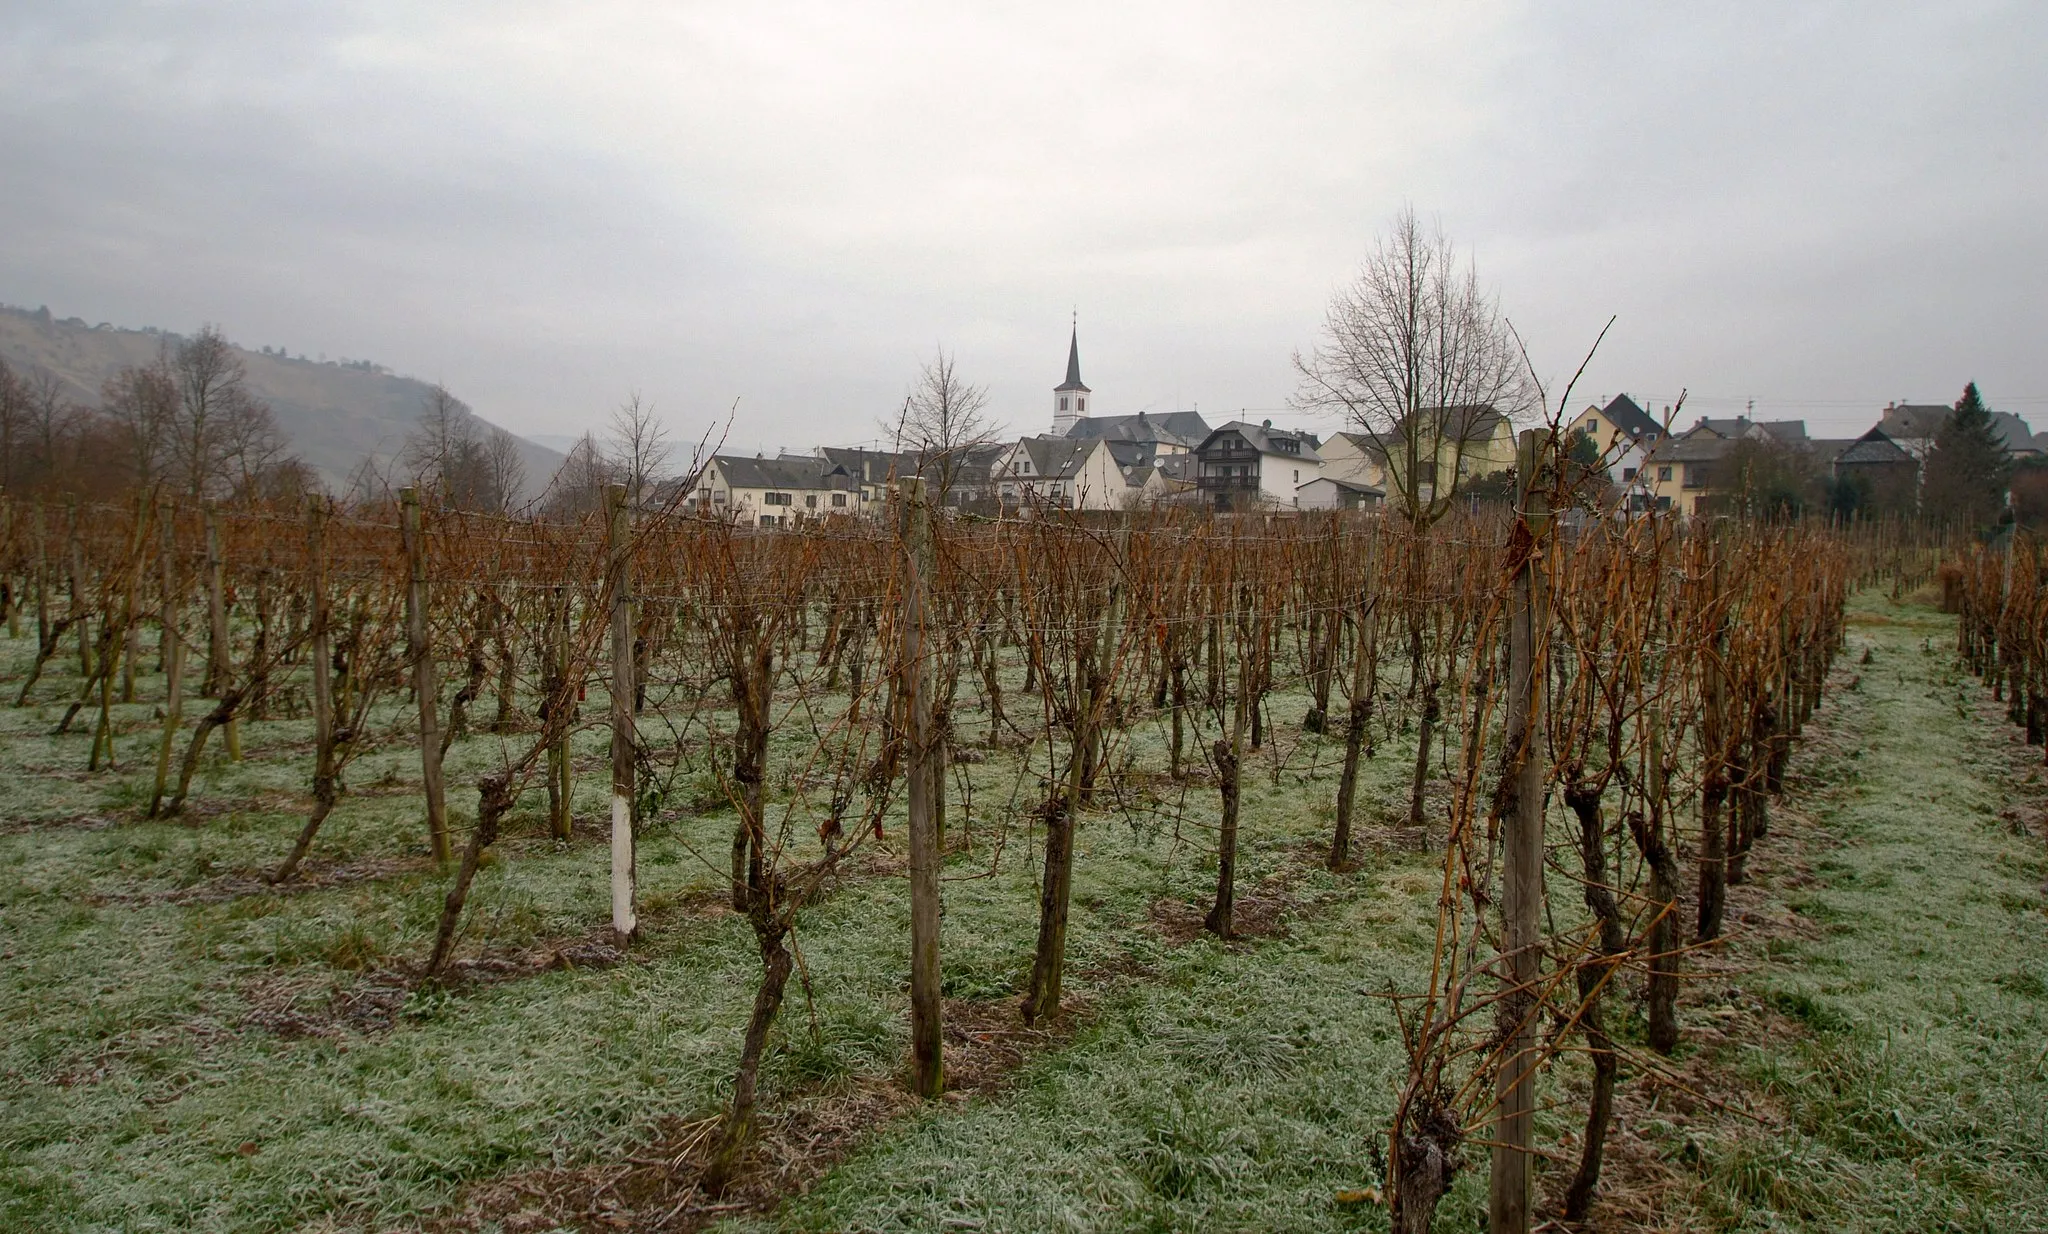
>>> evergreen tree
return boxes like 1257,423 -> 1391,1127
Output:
1921,381 -> 2010,527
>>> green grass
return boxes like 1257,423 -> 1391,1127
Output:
2,593 -> 2045,1232
1670,596 -> 2048,1232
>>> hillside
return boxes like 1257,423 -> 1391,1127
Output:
0,304 -> 563,496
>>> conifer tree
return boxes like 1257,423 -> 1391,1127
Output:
1921,381 -> 2010,527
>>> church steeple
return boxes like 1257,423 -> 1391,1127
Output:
1052,316 -> 1090,436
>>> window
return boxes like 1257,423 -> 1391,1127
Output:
1077,397 -> 1086,412
1058,396 -> 1070,412
805,494 -> 817,508
764,491 -> 793,506
831,493 -> 846,508
1588,418 -> 1599,435
1622,467 -> 1637,481
1657,465 -> 1673,482
1293,469 -> 1299,484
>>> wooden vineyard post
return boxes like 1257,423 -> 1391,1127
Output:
606,484 -> 638,945
149,503 -> 185,816
202,503 -> 244,762
547,585 -> 573,840
0,493 -> 16,640
1491,429 -> 1551,1234
400,487 -> 451,867
898,478 -> 943,1097
32,501 -> 50,651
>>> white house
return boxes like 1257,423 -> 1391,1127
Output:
691,455 -> 858,527
992,435 -> 1158,511
1193,420 -> 1325,511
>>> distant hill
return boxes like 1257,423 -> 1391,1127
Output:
0,304 -> 563,496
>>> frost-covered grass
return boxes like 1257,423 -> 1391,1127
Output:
0,628 -> 1446,1232
3,593 -> 2044,1233
1667,593 -> 2048,1231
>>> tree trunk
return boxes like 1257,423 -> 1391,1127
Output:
702,922 -> 794,1196
400,488 -> 451,866
424,774 -> 512,976
1562,784 -> 1626,1223
1406,680 -> 1438,848
1205,737 -> 1241,937
1330,605 -> 1377,871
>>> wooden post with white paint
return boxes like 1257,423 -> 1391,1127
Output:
607,483 -> 639,946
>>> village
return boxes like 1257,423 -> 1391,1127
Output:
686,326 -> 2012,525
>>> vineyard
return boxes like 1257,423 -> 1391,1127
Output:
3,476 -> 2045,1233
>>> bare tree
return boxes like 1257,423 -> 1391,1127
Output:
102,352 -> 181,492
482,425 -> 528,512
171,325 -> 258,500
1291,208 -> 1527,525
23,369 -> 81,488
221,397 -> 291,502
403,384 -> 476,493
609,393 -> 670,506
543,432 -> 617,518
889,348 -> 997,506
402,384 -> 526,513
0,357 -> 25,491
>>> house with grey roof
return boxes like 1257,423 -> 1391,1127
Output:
990,434 -> 1163,512
690,454 -> 859,526
1565,394 -> 1669,494
1194,420 -> 1325,511
1879,401 -> 2041,463
1063,409 -> 1211,454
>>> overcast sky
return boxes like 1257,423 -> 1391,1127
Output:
3,1 -> 2043,451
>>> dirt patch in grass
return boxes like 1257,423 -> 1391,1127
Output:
238,927 -> 635,1041
167,853 -> 437,904
424,997 -> 1093,1233
0,810 -> 122,836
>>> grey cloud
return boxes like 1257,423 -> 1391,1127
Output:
3,1 -> 2043,454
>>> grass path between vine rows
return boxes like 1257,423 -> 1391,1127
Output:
721,590 -> 2048,1234
1606,590 -> 2048,1232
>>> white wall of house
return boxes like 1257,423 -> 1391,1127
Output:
1318,435 -> 1385,488
1258,450 -> 1322,507
698,461 -> 851,526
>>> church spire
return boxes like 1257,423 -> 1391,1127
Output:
1058,323 -> 1086,391
1052,315 -> 1090,435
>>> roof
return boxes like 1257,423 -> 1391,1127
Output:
1880,403 -> 2036,452
1756,420 -> 1808,443
1593,394 -> 1663,440
1654,431 -> 1738,463
1064,407 -> 1204,446
1063,409 -> 1210,448
1298,476 -> 1385,496
712,454 -> 857,491
1834,426 -> 1914,467
1103,439 -> 1157,469
1807,438 -> 1856,467
1198,420 -> 1326,464
1054,326 -> 1089,393
1993,411 -> 2038,453
1010,435 -> 1098,480
1878,403 -> 1952,439
1380,405 -> 1509,451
